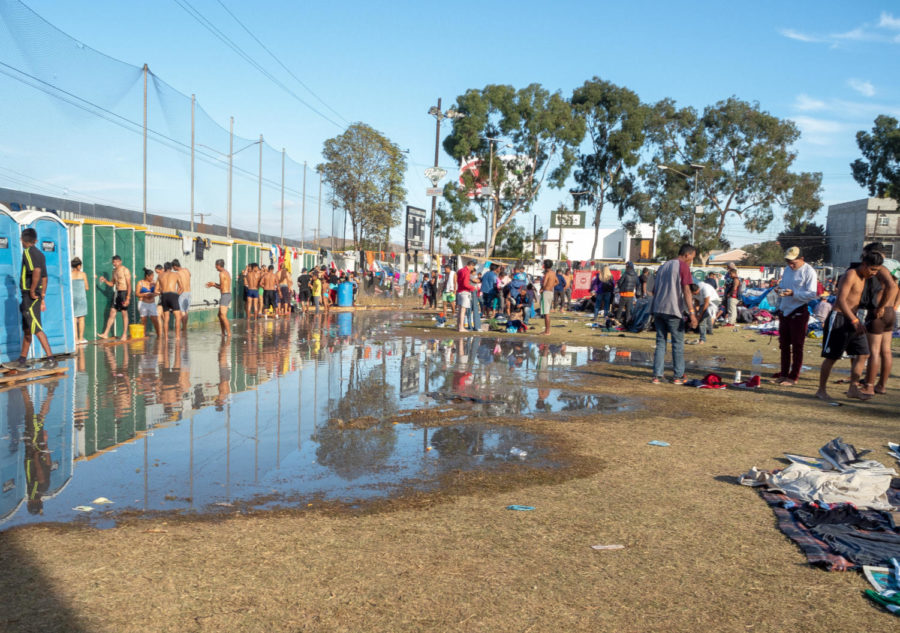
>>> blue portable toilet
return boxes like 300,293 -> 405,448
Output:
17,211 -> 75,357
0,204 -> 24,364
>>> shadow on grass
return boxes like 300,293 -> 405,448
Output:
0,533 -> 88,632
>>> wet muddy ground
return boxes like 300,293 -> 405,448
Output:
1,312 -> 655,530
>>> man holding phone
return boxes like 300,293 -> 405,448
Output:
773,247 -> 818,385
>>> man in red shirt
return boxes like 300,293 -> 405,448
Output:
456,260 -> 477,332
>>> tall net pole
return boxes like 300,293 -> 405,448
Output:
428,97 -> 441,267
280,148 -> 285,247
227,116 -> 233,238
190,94 -> 195,232
301,162 -> 307,256
142,63 -> 148,226
257,135 -> 263,243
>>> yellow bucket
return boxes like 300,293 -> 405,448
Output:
129,323 -> 145,339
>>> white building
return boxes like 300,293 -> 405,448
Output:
826,197 -> 898,269
533,222 -> 657,263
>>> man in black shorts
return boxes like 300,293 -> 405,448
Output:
297,268 -> 311,312
816,250 -> 883,402
5,228 -> 55,370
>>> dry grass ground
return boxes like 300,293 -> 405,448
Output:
2,310 -> 898,632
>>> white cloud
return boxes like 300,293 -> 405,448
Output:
831,27 -> 875,41
878,12 -> 900,29
778,28 -> 823,42
847,78 -> 876,97
794,94 -> 827,111
791,116 -> 846,146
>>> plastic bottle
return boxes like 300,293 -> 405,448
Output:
510,447 -> 528,458
752,349 -> 763,365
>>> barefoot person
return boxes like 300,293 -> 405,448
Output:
261,265 -> 278,318
157,261 -> 183,340
815,250 -> 883,402
858,242 -> 899,395
70,257 -> 89,344
137,268 -> 161,337
206,259 -> 232,338
4,228 -> 56,370
172,259 -> 191,333
540,259 -> 558,335
277,266 -> 292,317
772,246 -> 818,385
97,255 -> 131,341
244,264 -> 261,318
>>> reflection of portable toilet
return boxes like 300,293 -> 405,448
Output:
0,388 -> 25,526
0,204 -> 24,363
16,211 -> 75,357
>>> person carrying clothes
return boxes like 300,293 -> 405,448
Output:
616,262 -> 640,326
71,257 -> 89,345
5,228 -> 56,370
649,244 -> 698,384
723,264 -> 741,325
591,265 -> 614,320
773,246 -> 818,385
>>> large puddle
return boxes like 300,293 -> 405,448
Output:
2,313 -> 646,531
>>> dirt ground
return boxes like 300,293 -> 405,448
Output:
2,309 -> 899,632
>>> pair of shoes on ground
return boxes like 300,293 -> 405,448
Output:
651,376 -> 686,385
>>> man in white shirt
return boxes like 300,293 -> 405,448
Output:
691,279 -> 719,344
774,246 -> 818,385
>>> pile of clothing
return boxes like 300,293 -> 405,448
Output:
741,438 -> 900,615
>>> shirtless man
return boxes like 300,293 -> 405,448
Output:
172,259 -> 191,333
98,255 -> 132,340
244,264 -> 261,318
816,250 -> 883,402
857,242 -> 899,395
261,265 -> 278,318
157,261 -> 183,340
276,266 -> 292,317
206,259 -> 232,338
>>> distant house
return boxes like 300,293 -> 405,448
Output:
527,222 -> 657,263
826,197 -> 899,269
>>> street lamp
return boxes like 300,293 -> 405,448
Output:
427,99 -> 465,265
657,163 -> 705,245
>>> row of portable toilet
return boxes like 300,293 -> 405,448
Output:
0,204 -> 76,363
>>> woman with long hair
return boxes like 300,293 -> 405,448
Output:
71,257 -> 89,344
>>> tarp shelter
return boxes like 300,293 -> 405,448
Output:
17,210 -> 75,357
0,204 -> 23,363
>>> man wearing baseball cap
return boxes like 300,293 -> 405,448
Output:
773,246 -> 818,385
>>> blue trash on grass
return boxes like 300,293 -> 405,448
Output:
648,440 -> 670,447
506,505 -> 535,511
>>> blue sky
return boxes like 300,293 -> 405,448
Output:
1,0 -> 898,247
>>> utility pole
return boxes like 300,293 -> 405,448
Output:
257,135 -> 263,243
428,98 -> 441,265
227,116 -> 233,238
317,169 -> 322,249
142,64 -> 148,226
280,148 -> 286,247
301,162 -> 307,262
190,93 -> 195,232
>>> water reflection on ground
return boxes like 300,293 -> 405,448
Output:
5,313 -> 629,530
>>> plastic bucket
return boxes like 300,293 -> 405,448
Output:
129,323 -> 145,339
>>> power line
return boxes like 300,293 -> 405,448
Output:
170,0 -> 344,130
213,0 -> 348,125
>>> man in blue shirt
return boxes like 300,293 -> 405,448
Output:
480,263 -> 499,317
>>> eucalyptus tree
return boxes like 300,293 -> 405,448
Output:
443,84 -> 584,257
319,123 -> 407,250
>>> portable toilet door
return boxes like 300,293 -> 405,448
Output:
0,204 -> 24,364
17,211 -> 75,357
